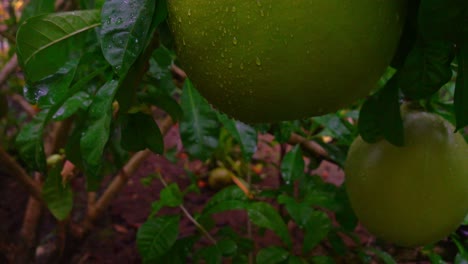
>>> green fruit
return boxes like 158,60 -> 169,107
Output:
345,109 -> 468,246
168,1 -> 406,123
208,167 -> 234,190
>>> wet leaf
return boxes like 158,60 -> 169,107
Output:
17,10 -> 100,83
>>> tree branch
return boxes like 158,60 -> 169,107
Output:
0,147 -> 43,203
0,54 -> 18,88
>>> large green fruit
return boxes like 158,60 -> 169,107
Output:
345,109 -> 468,246
168,1 -> 406,123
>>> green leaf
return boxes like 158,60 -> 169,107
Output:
42,164 -> 73,220
179,79 -> 220,160
157,236 -> 197,264
335,186 -> 358,232
52,91 -> 92,121
205,185 -> 248,208
24,59 -> 79,108
280,145 -> 305,184
150,0 -> 169,31
455,253 -> 468,264
100,0 -> 155,76
328,230 -> 347,256
151,183 -> 183,215
310,256 -> 335,264
20,0 -> 55,24
358,74 -> 404,146
196,239 -> 238,263
120,112 -> 164,154
418,0 -> 467,42
288,256 -> 308,264
15,110 -> 49,171
399,40 -> 455,99
136,215 -> 180,262
278,195 -> 331,252
141,86 -> 182,122
455,41 -> 468,130
366,248 -> 397,264
256,246 -> 289,264
247,202 -> 292,247
80,80 -> 119,190
217,113 -> 257,161
16,10 -> 100,83
203,200 -> 249,215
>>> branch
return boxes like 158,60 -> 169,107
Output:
0,54 -> 18,88
0,146 -> 43,202
288,133 -> 330,159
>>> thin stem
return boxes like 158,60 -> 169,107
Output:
0,146 -> 43,203
159,175 -> 217,245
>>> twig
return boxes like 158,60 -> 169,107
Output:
17,173 -> 43,263
0,54 -> 18,88
0,146 -> 43,202
288,133 -> 330,159
10,94 -> 36,117
158,175 -> 217,245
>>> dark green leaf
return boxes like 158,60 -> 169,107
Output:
203,200 -> 249,215
328,230 -> 347,256
16,10 -> 100,83
359,74 -> 404,146
418,0 -> 467,42
42,164 -> 73,220
367,248 -> 397,264
100,0 -> 155,76
136,215 -> 180,262
25,60 -> 79,108
455,253 -> 468,264
310,256 -> 335,264
80,80 -> 119,190
335,186 -> 358,232
247,202 -> 292,247
256,246 -> 289,264
278,195 -> 331,252
390,1 -> 419,69
20,0 -> 55,24
281,145 -> 304,184
195,240 -> 238,263
455,41 -> 468,130
120,112 -> 164,154
142,86 -> 182,122
179,79 -> 220,160
15,110 -> 49,171
150,0 -> 168,31
399,40 -> 455,99
205,185 -> 248,209
288,256 -> 308,264
158,236 -> 197,264
52,91 -> 92,121
217,113 -> 258,161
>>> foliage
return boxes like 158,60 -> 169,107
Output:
0,0 -> 465,263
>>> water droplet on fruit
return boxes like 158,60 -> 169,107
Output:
228,62 -> 233,69
255,57 -> 262,66
232,37 -> 238,45
240,63 -> 244,70
188,9 -> 191,16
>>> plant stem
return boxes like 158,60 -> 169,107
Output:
0,146 -> 43,202
158,175 -> 217,245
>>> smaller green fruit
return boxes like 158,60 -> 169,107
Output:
208,168 -> 234,190
345,109 -> 468,247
